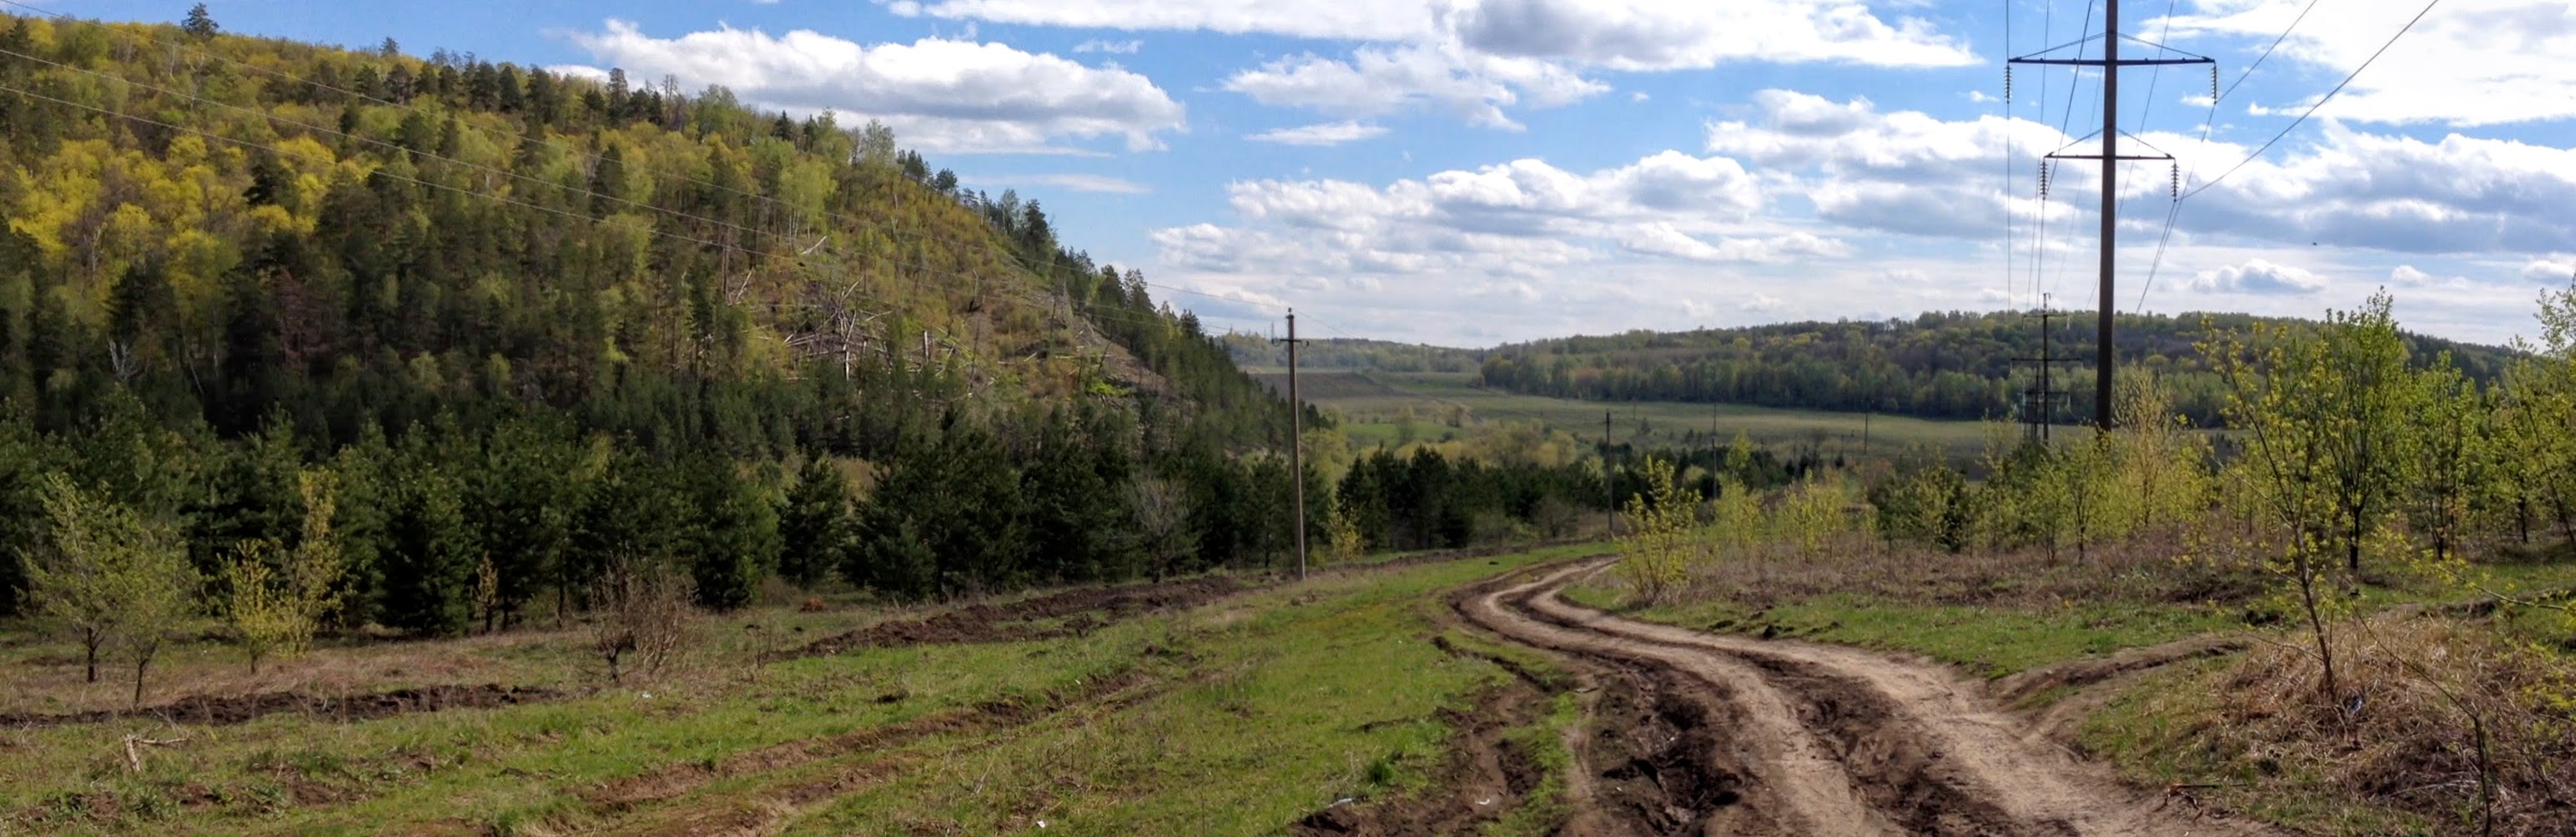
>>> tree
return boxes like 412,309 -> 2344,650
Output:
1617,456 -> 1700,603
777,455 -> 853,590
218,469 -> 343,672
182,4 -> 219,40
855,118 -> 897,168
2201,292 -> 2418,703
33,474 -> 199,706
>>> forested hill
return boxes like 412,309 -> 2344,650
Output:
1477,310 -> 2518,426
0,11 -> 1288,446
0,10 -> 1308,625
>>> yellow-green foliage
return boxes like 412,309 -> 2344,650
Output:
1770,472 -> 1859,554
1618,456 -> 1701,603
219,470 -> 344,670
30,473 -> 199,705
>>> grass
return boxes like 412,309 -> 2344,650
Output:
0,545 -> 1598,836
1266,370 -> 1997,465
1569,587 -> 2241,678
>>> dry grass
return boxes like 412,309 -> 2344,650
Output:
1673,527 -> 2266,611
0,600 -> 900,717
2196,615 -> 2576,836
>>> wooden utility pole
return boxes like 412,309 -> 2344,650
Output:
1275,310 -> 1308,580
1603,409 -> 1617,537
2010,0 -> 2211,430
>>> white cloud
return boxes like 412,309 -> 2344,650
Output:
1702,89 -> 2576,257
1245,121 -> 1391,146
2520,254 -> 2576,282
967,173 -> 1152,194
1618,225 -> 1851,263
1631,91 -> 1649,103
562,19 -> 1185,154
1225,44 -> 1605,129
2189,259 -> 2329,295
894,0 -> 1971,128
2158,0 -> 2576,126
1073,38 -> 1141,53
879,0 -> 1436,40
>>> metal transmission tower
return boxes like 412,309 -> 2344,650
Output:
1274,310 -> 1308,580
2014,295 -> 2080,442
2010,0 -> 2211,429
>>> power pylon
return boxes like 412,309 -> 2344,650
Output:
2009,0 -> 2213,430
2014,294 -> 2080,442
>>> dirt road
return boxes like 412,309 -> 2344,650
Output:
1460,561 -> 2276,837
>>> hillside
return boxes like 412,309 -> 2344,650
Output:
1472,310 -> 2518,426
0,10 -> 1305,622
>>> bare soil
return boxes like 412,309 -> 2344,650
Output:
1460,560 -> 2284,836
792,575 -> 1244,656
1289,678 -> 1552,836
0,683 -> 561,729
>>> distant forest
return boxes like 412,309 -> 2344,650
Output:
1474,311 -> 2519,426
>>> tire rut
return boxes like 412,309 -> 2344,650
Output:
1464,560 -> 2280,837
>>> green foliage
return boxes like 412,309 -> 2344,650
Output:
2199,291 -> 2421,702
0,8 -> 1319,623
217,468 -> 343,671
1617,456 -> 1701,603
776,453 -> 853,591
33,473 -> 199,705
1476,309 -> 2512,426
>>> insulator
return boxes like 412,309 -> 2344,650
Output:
2170,163 -> 2181,199
2210,66 -> 2220,101
2038,160 -> 2051,199
2005,66 -> 2014,102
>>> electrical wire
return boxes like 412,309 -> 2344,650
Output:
2180,0 -> 2443,199
2136,0 -> 2328,312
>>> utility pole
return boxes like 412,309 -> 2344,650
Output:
2014,294 -> 2079,442
2010,0 -> 2211,430
1603,409 -> 1617,538
1275,310 -> 1308,581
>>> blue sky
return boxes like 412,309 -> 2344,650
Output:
48,0 -> 2576,347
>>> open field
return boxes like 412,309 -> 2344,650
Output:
0,545 -> 1605,835
1252,369 -> 2006,463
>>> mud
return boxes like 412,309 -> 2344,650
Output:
0,683 -> 561,729
1290,678 -> 1551,837
792,574 -> 1243,656
1459,560 -> 2282,837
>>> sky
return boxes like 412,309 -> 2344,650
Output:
42,0 -> 2576,347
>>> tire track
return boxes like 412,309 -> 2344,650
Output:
1464,560 -> 2278,837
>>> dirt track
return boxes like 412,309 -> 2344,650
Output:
1462,561 -> 2278,837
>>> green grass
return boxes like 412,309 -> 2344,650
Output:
781,544 -> 1596,835
1285,370 -> 1999,465
1562,585 -> 2242,678
0,546 -> 1597,836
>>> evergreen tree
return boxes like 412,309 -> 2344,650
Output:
777,453 -> 853,591
181,4 -> 219,40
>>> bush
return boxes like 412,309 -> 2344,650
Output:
590,561 -> 696,684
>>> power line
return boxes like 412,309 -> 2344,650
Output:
2180,0 -> 2443,200
2137,0 -> 2327,312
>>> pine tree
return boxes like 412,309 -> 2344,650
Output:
777,454 -> 853,591
182,4 -> 219,40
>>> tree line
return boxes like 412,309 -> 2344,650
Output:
1475,310 -> 2515,426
